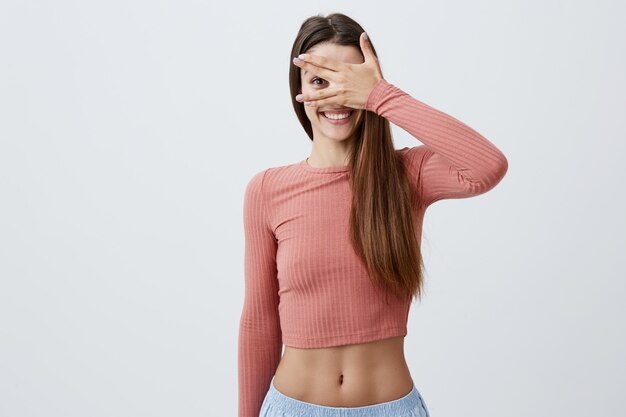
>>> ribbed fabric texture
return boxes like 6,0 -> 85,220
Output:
238,78 -> 509,417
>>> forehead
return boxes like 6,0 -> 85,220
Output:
302,42 -> 363,77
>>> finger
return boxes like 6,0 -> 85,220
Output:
305,96 -> 357,110
359,31 -> 374,63
298,88 -> 337,105
304,96 -> 336,108
293,57 -> 337,82
298,52 -> 344,73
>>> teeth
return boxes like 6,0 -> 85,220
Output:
323,111 -> 352,120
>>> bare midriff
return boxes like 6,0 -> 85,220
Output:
272,335 -> 414,407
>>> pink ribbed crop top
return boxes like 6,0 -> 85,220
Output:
238,78 -> 508,417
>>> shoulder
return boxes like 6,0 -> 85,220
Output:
245,168 -> 268,195
245,161 -> 300,196
396,145 -> 430,166
395,145 -> 433,197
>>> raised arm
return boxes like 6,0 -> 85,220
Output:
365,79 -> 508,207
238,169 -> 283,417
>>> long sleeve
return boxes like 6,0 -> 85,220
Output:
365,78 -> 508,207
238,169 -> 283,417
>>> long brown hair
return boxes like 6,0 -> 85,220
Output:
289,13 -> 426,304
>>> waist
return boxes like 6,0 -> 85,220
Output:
273,335 -> 414,407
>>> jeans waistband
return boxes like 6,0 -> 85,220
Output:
264,376 -> 423,417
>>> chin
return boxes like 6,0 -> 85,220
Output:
327,130 -> 356,141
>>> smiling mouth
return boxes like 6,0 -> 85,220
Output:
319,110 -> 354,120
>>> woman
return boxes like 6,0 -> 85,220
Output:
238,13 -> 508,417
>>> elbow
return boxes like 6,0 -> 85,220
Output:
498,152 -> 509,179
469,153 -> 509,195
495,152 -> 509,189
239,306 -> 282,342
483,154 -> 509,193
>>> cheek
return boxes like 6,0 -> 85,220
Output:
304,106 -> 319,120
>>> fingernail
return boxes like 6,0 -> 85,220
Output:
295,94 -> 303,101
293,57 -> 301,65
298,53 -> 307,59
363,32 -> 368,40
304,101 -> 312,106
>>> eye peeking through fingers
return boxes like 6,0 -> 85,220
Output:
312,77 -> 327,86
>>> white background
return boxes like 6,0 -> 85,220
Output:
1,1 -> 624,416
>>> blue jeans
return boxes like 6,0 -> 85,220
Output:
259,376 -> 431,417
